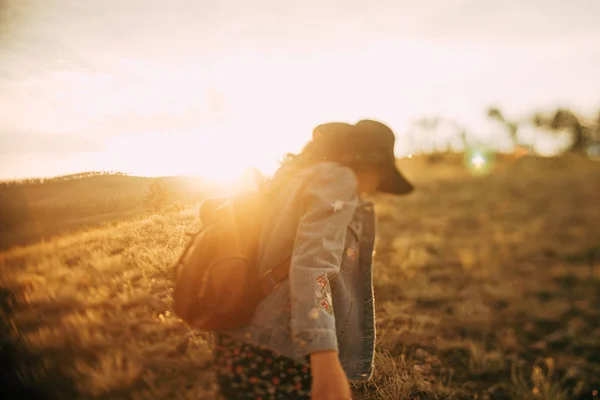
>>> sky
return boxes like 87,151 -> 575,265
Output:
1,0 -> 599,181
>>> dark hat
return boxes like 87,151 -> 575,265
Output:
312,119 -> 414,195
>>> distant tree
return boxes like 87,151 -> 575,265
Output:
407,116 -> 440,153
459,127 -> 471,151
444,120 -> 473,151
144,179 -> 170,213
593,111 -> 600,142
408,116 -> 471,153
487,107 -> 521,148
532,108 -> 592,153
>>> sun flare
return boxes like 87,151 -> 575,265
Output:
102,128 -> 287,184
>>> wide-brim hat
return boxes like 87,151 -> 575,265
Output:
312,119 -> 414,195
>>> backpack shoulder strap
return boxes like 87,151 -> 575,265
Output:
259,257 -> 291,297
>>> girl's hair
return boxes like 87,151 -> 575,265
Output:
266,131 -> 390,194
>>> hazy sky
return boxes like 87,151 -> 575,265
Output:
1,0 -> 599,180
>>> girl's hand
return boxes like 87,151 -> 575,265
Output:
310,350 -> 353,400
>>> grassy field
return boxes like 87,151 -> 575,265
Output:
1,153 -> 599,399
0,174 -> 223,250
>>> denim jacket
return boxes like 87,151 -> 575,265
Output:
219,161 -> 377,381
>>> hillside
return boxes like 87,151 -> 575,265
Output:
0,174 -> 225,250
1,154 -> 599,399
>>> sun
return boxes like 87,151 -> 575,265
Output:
101,129 -> 285,187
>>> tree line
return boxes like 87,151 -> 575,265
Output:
408,107 -> 600,156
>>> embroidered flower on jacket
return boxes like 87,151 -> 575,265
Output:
332,200 -> 344,212
346,247 -> 357,260
308,307 -> 319,319
316,275 -> 327,287
315,275 -> 334,314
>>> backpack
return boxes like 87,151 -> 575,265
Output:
172,188 -> 290,331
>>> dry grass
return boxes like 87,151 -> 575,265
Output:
1,153 -> 600,399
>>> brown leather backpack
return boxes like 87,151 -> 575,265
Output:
172,190 -> 290,331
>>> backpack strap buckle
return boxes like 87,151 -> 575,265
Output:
260,269 -> 280,295
259,257 -> 291,296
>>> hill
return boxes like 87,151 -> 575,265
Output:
0,174 -> 226,250
0,154 -> 599,399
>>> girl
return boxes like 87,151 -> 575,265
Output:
213,119 -> 414,400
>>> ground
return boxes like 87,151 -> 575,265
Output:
1,153 -> 599,399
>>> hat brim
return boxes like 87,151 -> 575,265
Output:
378,165 -> 414,195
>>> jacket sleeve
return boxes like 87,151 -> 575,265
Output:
289,164 -> 359,359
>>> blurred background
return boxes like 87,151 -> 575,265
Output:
1,2 -> 600,399
1,0 -> 599,181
